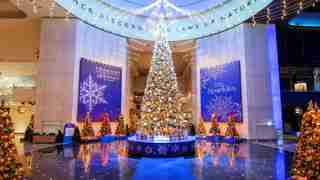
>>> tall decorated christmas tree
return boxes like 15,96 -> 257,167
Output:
137,22 -> 185,138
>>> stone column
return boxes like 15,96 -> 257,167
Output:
196,24 -> 282,139
35,19 -> 128,132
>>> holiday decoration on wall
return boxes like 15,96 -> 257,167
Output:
81,113 -> 95,137
137,23 -> 188,139
209,113 -> 221,136
201,61 -> 242,122
115,115 -> 126,136
0,112 -> 24,180
224,114 -> 239,137
78,58 -> 122,122
292,100 -> 320,179
99,113 -> 112,136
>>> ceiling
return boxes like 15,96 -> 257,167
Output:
53,0 -> 273,41
0,0 -> 26,18
288,5 -> 320,27
3,0 -> 316,41
253,0 -> 318,24
128,39 -> 195,78
99,0 -> 224,18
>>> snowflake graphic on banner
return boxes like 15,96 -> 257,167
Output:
201,65 -> 226,88
79,74 -> 107,112
206,95 -> 241,122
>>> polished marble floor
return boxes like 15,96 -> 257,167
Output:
21,140 -> 294,180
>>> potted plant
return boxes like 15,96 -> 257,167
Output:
32,132 -> 56,144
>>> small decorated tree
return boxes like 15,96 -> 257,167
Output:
209,113 -> 221,136
115,115 -> 126,135
81,112 -> 95,137
128,114 -> 137,134
0,111 -> 24,180
291,100 -> 320,179
225,114 -> 239,137
99,113 -> 112,136
197,117 -> 207,136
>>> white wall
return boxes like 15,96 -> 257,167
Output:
0,19 -> 40,62
196,24 -> 281,139
74,20 -> 128,124
36,19 -> 78,131
36,19 -> 128,132
0,19 -> 39,133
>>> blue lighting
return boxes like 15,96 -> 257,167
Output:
289,13 -> 320,28
266,25 -> 283,132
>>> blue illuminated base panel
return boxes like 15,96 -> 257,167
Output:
100,135 -> 127,143
127,136 -> 196,157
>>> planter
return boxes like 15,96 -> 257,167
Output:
100,135 -> 117,143
33,135 -> 56,144
206,135 -> 223,142
223,136 -> 241,144
81,136 -> 99,143
116,135 -> 127,140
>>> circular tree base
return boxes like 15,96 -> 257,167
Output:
127,136 -> 196,157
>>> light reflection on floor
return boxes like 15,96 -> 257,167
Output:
22,140 -> 293,180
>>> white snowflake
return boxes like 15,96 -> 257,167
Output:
79,74 -> 107,112
205,95 -> 241,122
201,65 -> 226,88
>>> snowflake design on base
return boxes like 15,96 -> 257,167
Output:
205,95 -> 241,122
79,74 -> 107,112
158,146 -> 168,155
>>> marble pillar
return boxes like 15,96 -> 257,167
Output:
36,19 -> 128,132
196,24 -> 281,140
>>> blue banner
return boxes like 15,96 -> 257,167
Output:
200,61 -> 242,122
77,58 -> 122,122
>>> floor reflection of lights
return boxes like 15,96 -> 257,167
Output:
22,140 -> 293,180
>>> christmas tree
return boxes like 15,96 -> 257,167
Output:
225,114 -> 239,137
115,115 -> 126,135
291,100 -> 320,179
209,113 -> 221,136
99,113 -> 112,136
138,22 -> 186,138
81,112 -> 95,137
0,111 -> 24,179
197,118 -> 207,136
